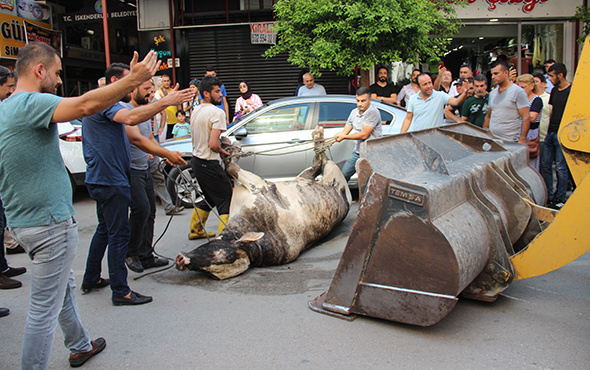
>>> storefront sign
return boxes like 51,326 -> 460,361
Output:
453,0 -> 580,19
0,12 -> 50,59
24,21 -> 62,57
16,0 -> 51,24
250,23 -> 275,44
62,0 -> 137,23
140,30 -> 173,71
0,0 -> 14,12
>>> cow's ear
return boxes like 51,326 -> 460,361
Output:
238,232 -> 264,243
233,232 -> 264,249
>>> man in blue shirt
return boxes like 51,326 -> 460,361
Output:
82,64 -> 192,306
401,73 -> 471,133
0,41 -> 160,369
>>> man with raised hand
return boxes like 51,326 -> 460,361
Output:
0,41 -> 159,369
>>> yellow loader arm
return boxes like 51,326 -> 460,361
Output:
510,36 -> 590,280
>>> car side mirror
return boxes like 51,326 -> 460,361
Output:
234,126 -> 248,140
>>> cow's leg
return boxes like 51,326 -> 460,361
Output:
296,159 -> 324,180
227,163 -> 269,189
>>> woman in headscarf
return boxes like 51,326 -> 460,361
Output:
234,81 -> 262,121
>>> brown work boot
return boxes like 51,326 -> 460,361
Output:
0,275 -> 22,289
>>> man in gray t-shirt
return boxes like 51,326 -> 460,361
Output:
335,87 -> 382,181
122,80 -> 186,273
483,60 -> 530,143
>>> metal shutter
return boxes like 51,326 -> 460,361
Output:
184,25 -> 350,112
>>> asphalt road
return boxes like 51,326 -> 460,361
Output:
1,187 -> 589,369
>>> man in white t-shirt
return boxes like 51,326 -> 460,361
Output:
188,75 -> 232,240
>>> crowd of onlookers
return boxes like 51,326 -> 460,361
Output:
369,58 -> 572,211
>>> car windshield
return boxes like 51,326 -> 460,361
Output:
229,103 -> 267,128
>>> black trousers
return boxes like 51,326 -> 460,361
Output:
127,169 -> 156,264
191,157 -> 232,215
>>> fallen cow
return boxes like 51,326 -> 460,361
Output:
176,133 -> 351,280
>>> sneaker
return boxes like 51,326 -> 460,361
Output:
112,291 -> 153,306
125,256 -> 144,273
0,275 -> 22,289
141,257 -> 169,269
165,206 -> 185,215
0,307 -> 9,317
549,200 -> 565,210
69,337 -> 106,367
3,266 -> 26,277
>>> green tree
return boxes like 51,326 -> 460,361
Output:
572,6 -> 590,44
264,0 -> 463,76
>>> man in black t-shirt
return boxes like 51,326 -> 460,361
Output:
540,62 -> 571,209
370,66 -> 400,105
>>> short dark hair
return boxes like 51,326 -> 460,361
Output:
189,78 -> 201,90
161,73 -> 171,79
545,59 -> 556,65
176,110 -> 186,117
200,75 -> 221,95
356,86 -> 371,97
474,74 -> 487,84
376,66 -> 388,75
412,68 -> 421,74
15,42 -> 59,78
416,73 -> 432,84
491,60 -> 510,71
205,65 -> 216,73
548,62 -> 567,77
532,72 -> 546,83
105,63 -> 130,84
459,64 -> 471,71
0,65 -> 14,86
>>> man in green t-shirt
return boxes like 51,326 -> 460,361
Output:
461,74 -> 489,128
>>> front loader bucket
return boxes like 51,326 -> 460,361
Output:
310,123 -> 546,326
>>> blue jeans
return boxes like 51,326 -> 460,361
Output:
540,132 -> 568,202
128,169 -> 156,264
84,185 -> 131,298
341,151 -> 360,182
11,218 -> 92,370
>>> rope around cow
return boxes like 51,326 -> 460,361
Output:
133,135 -> 337,279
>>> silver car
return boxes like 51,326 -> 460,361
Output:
161,95 -> 406,207
58,120 -> 86,194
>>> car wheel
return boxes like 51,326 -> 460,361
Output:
166,165 -> 203,208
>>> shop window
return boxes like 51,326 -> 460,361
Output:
522,24 -> 564,71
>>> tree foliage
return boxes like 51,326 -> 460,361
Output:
264,0 -> 463,76
572,6 -> 590,44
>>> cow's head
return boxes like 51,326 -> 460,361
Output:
176,232 -> 264,280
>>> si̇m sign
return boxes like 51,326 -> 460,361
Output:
250,23 -> 275,45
